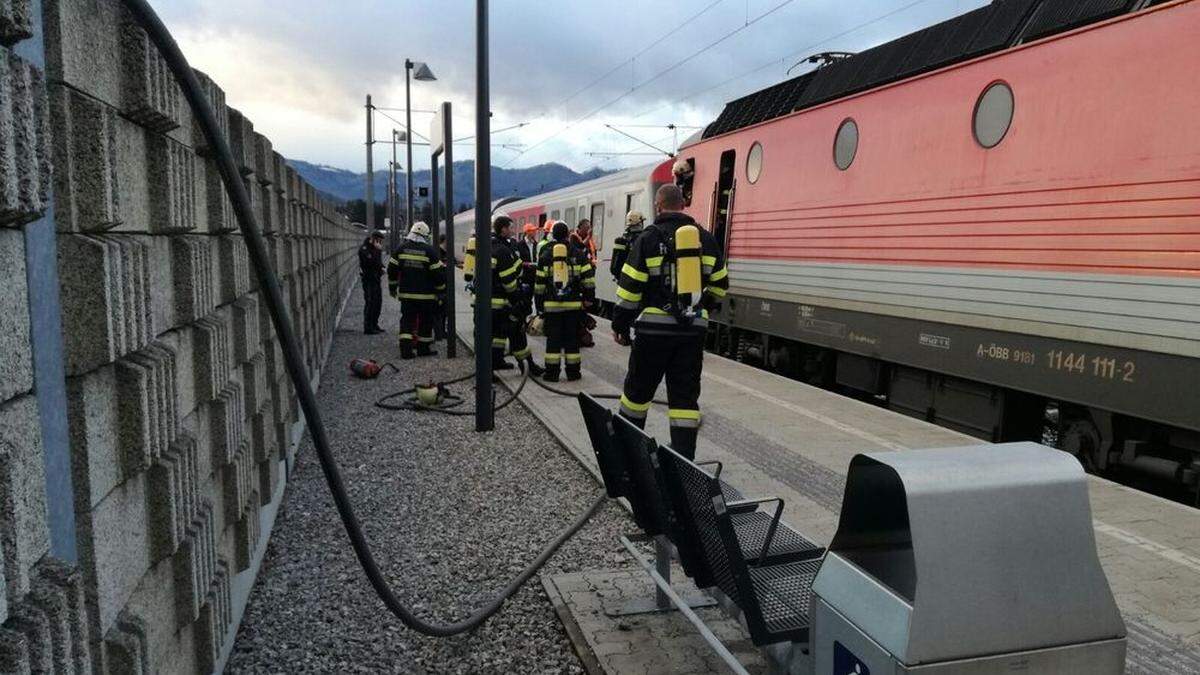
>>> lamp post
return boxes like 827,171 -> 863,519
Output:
405,59 -> 436,232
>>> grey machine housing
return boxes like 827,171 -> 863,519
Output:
810,442 -> 1126,674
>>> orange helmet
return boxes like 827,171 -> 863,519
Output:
543,219 -> 555,233
523,223 -> 537,234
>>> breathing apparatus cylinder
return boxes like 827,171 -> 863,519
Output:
464,236 -> 476,276
552,243 -> 569,292
674,225 -> 702,314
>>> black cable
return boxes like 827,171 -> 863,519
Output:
121,0 -> 605,637
374,366 -> 530,416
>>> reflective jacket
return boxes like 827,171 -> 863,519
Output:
611,211 -> 728,337
469,234 -> 524,310
609,223 -> 644,280
535,239 -> 595,314
387,238 -> 446,302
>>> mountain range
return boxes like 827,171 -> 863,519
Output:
287,159 -> 614,209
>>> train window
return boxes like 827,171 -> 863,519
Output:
565,207 -> 576,226
551,209 -> 560,220
746,142 -> 763,184
974,81 -> 1014,149
833,118 -> 858,171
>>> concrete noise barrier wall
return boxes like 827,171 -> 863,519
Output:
1,0 -> 362,671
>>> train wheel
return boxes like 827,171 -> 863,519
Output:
1060,412 -> 1102,473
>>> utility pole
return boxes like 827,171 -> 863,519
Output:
365,94 -> 374,230
474,0 -> 493,431
391,130 -> 400,251
443,102 -> 456,359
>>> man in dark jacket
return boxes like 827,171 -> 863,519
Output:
387,222 -> 445,359
480,216 -> 542,374
611,184 -> 729,459
535,221 -> 595,381
358,230 -> 386,334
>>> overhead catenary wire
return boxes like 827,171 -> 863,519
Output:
121,0 -> 606,638
634,0 -> 934,121
503,0 -> 795,167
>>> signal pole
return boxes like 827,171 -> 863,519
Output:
474,0 -> 493,431
365,95 -> 374,230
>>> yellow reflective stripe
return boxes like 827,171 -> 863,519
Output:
616,286 -> 642,302
701,255 -> 716,266
534,284 -> 547,293
645,256 -> 663,268
565,354 -> 582,363
499,260 -> 522,278
544,301 -> 583,309
668,409 -> 701,420
490,298 -> 509,307
396,292 -> 438,300
620,395 -> 652,412
429,261 -> 446,270
492,338 -> 508,347
397,253 -> 428,262
705,286 -> 727,297
536,269 -> 549,277
613,243 -> 627,250
621,264 -> 648,282
544,353 -> 562,363
709,266 -> 728,282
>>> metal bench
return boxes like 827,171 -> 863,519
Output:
658,444 -> 822,648
577,393 -> 748,534
610,412 -> 823,589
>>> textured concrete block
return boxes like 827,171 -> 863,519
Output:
146,433 -> 198,562
0,626 -> 29,675
170,235 -> 215,324
254,133 -> 273,186
172,503 -> 215,624
220,442 -> 250,525
0,229 -> 33,401
65,365 -> 122,509
103,611 -> 148,675
241,354 -> 267,419
114,342 -> 178,474
203,157 -> 234,233
4,601 -> 51,673
258,457 -> 279,507
193,560 -> 229,674
48,85 -> 121,232
190,70 -> 227,158
109,234 -> 153,351
226,108 -> 254,176
192,314 -> 231,404
0,50 -> 51,227
119,19 -> 181,133
0,396 -> 51,613
27,575 -> 72,672
233,495 -> 259,573
217,235 -> 249,305
208,382 -> 243,467
76,473 -> 149,641
146,134 -> 196,233
0,0 -> 34,46
34,560 -> 91,673
231,295 -> 260,364
248,411 -> 276,465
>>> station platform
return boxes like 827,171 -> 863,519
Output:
453,278 -> 1200,674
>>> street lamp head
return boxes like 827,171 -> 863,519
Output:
393,129 -> 408,142
410,61 -> 436,82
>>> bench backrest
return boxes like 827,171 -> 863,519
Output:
659,445 -> 758,615
577,394 -> 630,499
611,413 -> 671,537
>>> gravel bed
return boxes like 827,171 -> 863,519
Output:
228,290 -> 636,673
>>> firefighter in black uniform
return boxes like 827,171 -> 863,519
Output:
609,210 -> 646,280
387,222 -> 445,359
358,230 -> 386,334
535,221 -> 595,382
611,184 -> 729,459
482,216 -> 542,374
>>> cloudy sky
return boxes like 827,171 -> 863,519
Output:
156,0 -> 986,174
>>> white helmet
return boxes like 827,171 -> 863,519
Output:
408,221 -> 431,240
626,210 -> 645,226
672,158 -> 693,177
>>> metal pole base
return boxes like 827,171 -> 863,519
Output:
609,534 -> 718,617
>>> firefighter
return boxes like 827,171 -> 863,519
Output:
358,230 -> 386,334
611,184 -> 728,459
535,221 -> 595,382
387,222 -> 445,359
610,210 -> 646,280
483,215 -> 541,374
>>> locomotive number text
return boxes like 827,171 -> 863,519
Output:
1046,350 -> 1136,383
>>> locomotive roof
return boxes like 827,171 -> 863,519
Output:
701,0 -> 1154,141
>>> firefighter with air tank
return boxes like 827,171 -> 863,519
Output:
610,210 -> 646,280
611,184 -> 729,459
387,222 -> 445,359
535,221 -> 596,382
465,215 -> 542,374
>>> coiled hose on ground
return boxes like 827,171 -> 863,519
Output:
121,0 -> 605,637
